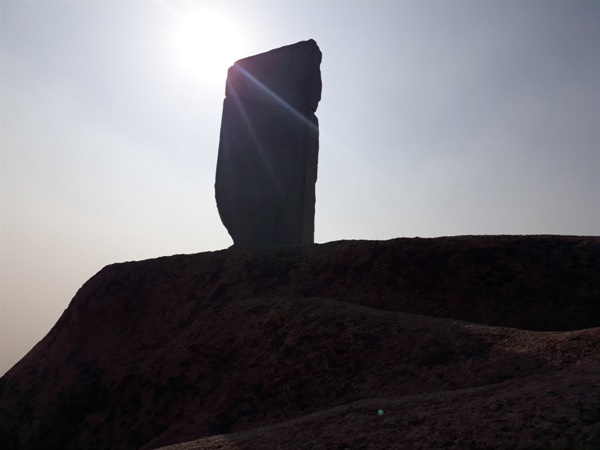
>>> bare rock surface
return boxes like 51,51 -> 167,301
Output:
158,365 -> 600,450
0,236 -> 599,449
215,40 -> 321,247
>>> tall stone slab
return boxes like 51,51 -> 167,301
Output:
215,40 -> 322,248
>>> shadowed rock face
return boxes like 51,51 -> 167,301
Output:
0,236 -> 599,450
215,40 -> 322,248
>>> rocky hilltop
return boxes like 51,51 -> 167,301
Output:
1,235 -> 599,449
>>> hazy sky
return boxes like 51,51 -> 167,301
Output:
1,1 -> 598,375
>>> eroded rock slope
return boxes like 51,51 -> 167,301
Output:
1,236 -> 598,449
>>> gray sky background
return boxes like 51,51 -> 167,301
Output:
1,1 -> 599,375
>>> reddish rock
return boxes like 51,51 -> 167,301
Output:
0,236 -> 599,449
156,364 -> 600,450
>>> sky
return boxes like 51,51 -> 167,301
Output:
1,1 -> 599,375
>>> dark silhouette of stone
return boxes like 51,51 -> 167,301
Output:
215,40 -> 322,248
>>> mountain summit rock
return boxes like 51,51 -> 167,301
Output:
215,40 -> 322,248
1,236 -> 599,449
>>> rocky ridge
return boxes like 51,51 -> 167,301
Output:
0,235 -> 598,449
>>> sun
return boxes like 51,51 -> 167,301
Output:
175,10 -> 245,84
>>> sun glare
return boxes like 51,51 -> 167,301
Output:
175,10 -> 245,84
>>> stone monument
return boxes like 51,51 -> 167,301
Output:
215,39 -> 322,248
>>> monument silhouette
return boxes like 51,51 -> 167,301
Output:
215,40 -> 322,248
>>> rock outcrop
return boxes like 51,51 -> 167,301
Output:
0,236 -> 599,449
215,40 -> 322,248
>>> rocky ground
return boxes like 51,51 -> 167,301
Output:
1,235 -> 599,449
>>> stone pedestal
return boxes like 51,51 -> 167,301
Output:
215,40 -> 322,248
